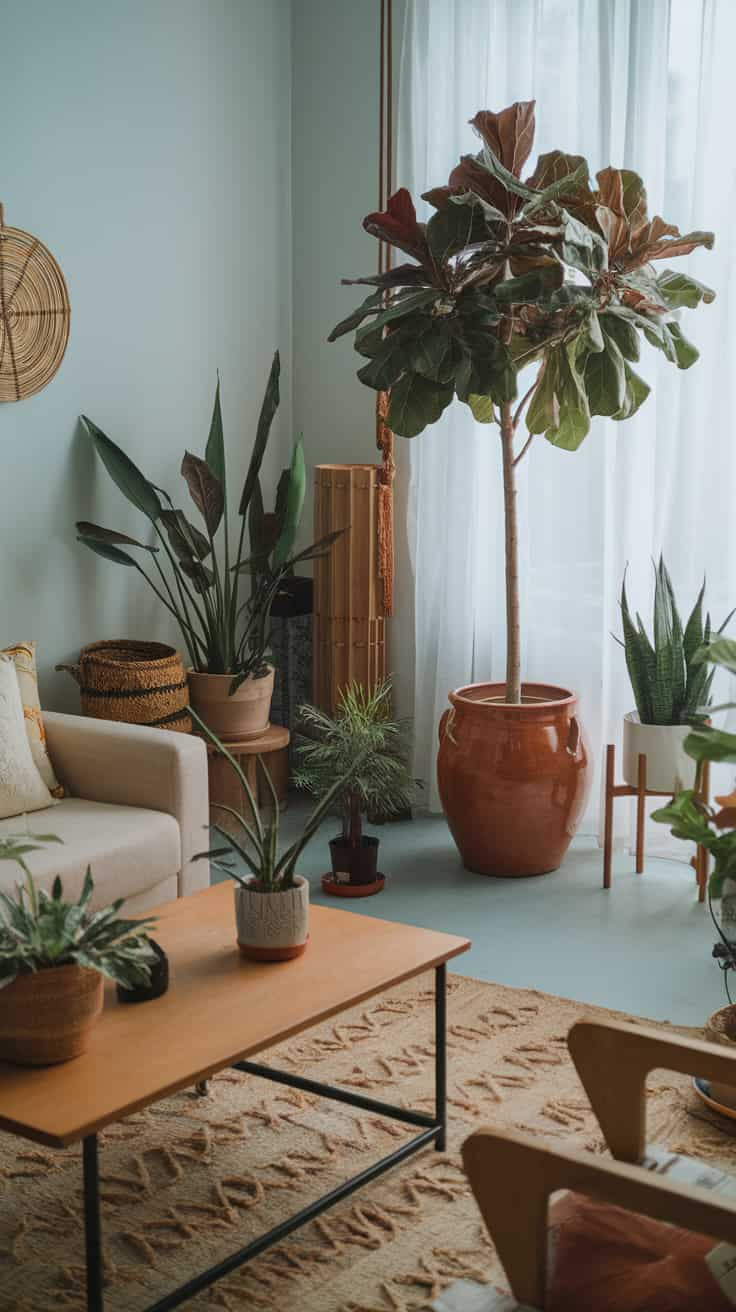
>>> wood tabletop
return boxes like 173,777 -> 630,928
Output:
0,883 -> 469,1148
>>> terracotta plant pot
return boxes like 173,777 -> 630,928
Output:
0,965 -> 104,1066
704,1004 -> 736,1110
437,682 -> 591,877
234,877 -> 309,961
622,713 -> 696,793
188,666 -> 274,741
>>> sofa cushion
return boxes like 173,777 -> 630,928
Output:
0,657 -> 56,819
0,798 -> 181,910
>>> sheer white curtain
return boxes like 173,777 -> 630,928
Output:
393,0 -> 736,840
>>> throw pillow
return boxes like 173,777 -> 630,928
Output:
548,1192 -> 733,1312
0,657 -> 56,820
1,641 -> 64,797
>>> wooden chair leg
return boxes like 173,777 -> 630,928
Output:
603,744 -> 615,890
635,753 -> 646,874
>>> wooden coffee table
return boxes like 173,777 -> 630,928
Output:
0,883 -> 470,1311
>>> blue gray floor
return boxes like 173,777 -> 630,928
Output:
213,801 -> 721,1028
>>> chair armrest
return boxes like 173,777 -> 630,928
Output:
44,712 -> 209,896
568,1019 -> 736,1163
462,1125 -> 736,1310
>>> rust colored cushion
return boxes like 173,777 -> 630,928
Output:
547,1193 -> 733,1312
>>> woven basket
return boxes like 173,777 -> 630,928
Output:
0,965 -> 104,1065
57,640 -> 191,733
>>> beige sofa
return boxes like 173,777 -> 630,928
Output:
0,713 -> 210,913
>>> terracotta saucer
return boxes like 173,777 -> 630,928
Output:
321,875 -> 386,898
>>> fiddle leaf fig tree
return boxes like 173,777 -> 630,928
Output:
331,101 -> 715,703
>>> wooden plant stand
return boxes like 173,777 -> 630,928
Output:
603,744 -> 710,902
205,725 -> 290,834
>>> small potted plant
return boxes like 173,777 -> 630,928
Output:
75,353 -> 341,740
653,637 -> 736,1108
617,558 -> 733,792
294,680 -> 415,897
0,838 -> 156,1065
192,710 -> 367,959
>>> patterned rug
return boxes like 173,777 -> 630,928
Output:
1,974 -> 735,1311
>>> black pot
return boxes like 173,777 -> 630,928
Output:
116,940 -> 169,1004
329,835 -> 379,885
271,575 -> 313,618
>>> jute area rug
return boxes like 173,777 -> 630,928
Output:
1,974 -> 734,1312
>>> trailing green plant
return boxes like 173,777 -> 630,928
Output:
191,708 -> 370,892
0,861 -> 157,990
293,680 -> 415,847
652,637 -> 736,999
0,831 -> 63,877
616,557 -> 733,725
331,100 -> 715,704
76,353 -> 341,692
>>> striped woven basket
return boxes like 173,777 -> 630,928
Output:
57,640 -> 191,733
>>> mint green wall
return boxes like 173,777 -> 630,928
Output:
1,0 -> 292,709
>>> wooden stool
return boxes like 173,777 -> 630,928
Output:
204,725 -> 290,834
603,744 -> 710,902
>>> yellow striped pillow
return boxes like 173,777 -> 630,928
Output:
2,641 -> 64,798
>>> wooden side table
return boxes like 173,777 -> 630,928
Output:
602,743 -> 710,901
204,725 -> 290,833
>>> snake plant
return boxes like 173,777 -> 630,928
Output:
0,851 -> 156,990
617,558 -> 733,725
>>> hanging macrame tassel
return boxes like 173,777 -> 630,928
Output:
376,0 -> 395,617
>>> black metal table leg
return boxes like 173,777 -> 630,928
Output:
435,962 -> 447,1150
83,1134 -> 104,1311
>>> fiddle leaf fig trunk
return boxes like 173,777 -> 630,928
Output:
331,100 -> 715,704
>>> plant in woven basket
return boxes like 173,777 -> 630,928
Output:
331,101 -> 715,704
0,864 -> 157,990
616,558 -> 734,726
75,353 -> 341,692
294,680 -> 415,863
192,708 -> 369,893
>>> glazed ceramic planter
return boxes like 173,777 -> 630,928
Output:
0,964 -> 104,1066
622,713 -> 696,794
437,682 -> 591,877
188,666 -> 274,741
234,877 -> 309,961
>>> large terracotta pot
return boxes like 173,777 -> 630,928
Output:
234,877 -> 309,961
437,682 -> 591,877
0,964 -> 104,1066
188,666 -> 274,741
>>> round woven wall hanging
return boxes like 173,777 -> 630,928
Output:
0,203 -> 70,403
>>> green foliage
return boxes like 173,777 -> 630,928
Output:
76,357 -> 340,691
0,848 -> 156,991
331,102 -> 714,443
617,558 -> 733,725
293,680 -> 416,844
191,708 -> 370,892
652,639 -> 736,902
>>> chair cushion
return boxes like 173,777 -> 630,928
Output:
548,1192 -> 734,1312
0,798 -> 181,909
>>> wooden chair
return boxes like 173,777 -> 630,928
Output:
441,1020 -> 736,1311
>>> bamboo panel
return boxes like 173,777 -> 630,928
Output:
313,464 -> 387,712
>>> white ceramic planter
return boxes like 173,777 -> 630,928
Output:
622,712 -> 697,794
234,877 -> 309,961
188,666 -> 274,741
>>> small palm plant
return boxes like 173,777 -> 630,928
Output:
617,558 -> 734,725
0,862 -> 156,990
294,680 -> 415,889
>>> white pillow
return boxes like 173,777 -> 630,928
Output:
0,657 -> 56,819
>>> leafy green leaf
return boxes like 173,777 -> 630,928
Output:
353,290 -> 443,349
81,416 -> 162,522
77,537 -> 137,568
76,522 -> 159,553
205,376 -> 226,495
239,351 -> 280,516
657,269 -> 716,308
272,435 -> 306,569
584,334 -> 626,417
600,313 -> 640,362
468,393 -> 495,423
388,374 -> 454,438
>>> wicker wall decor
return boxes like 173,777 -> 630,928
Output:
0,203 -> 70,403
